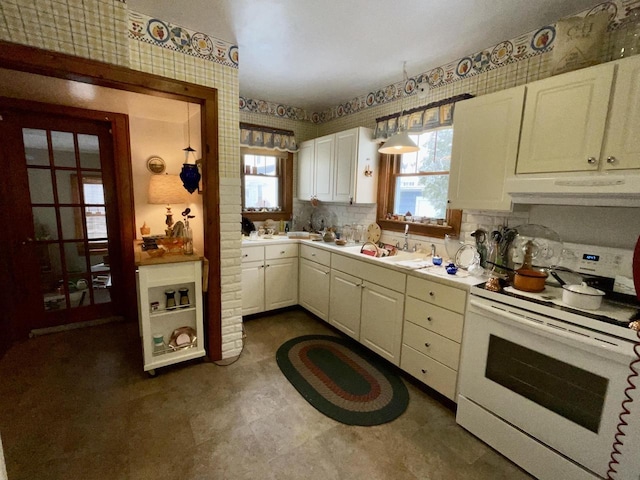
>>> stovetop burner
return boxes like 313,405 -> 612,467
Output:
473,281 -> 640,339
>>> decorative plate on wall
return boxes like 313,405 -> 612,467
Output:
146,156 -> 166,174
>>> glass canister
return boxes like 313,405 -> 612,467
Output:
182,225 -> 194,255
165,289 -> 176,309
153,333 -> 166,354
613,7 -> 640,59
178,288 -> 190,307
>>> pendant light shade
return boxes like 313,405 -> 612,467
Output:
180,104 -> 201,194
378,131 -> 419,154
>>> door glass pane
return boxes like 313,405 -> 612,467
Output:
41,244 -> 63,310
60,207 -> 83,240
32,207 -> 58,241
23,128 -> 50,166
78,134 -> 100,169
486,335 -> 608,433
56,170 -> 78,204
64,242 -> 87,274
28,168 -> 54,204
82,175 -> 104,204
394,174 -> 448,218
51,131 -> 76,167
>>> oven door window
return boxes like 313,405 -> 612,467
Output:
486,335 -> 608,433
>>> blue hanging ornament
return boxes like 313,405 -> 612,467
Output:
180,146 -> 200,193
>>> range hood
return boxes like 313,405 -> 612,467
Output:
505,173 -> 640,207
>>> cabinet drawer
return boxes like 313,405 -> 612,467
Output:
404,296 -> 464,342
401,344 -> 458,401
242,246 -> 264,263
265,243 -> 298,259
331,254 -> 406,293
406,276 -> 466,313
300,244 -> 331,266
403,321 -> 461,370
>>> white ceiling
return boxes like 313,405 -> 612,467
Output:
127,0 -> 602,112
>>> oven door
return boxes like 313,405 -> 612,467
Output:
458,296 -> 636,479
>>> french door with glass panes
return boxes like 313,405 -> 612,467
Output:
2,108 -> 123,333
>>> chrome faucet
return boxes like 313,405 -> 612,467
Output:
402,224 -> 409,251
431,243 -> 436,257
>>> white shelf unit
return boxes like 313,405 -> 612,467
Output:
137,260 -> 205,374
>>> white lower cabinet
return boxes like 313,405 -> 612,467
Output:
400,276 -> 467,401
359,282 -> 405,366
329,270 -> 362,339
241,243 -> 298,316
329,253 -> 406,366
137,259 -> 205,375
298,245 -> 331,320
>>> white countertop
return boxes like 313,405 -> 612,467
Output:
241,235 -> 486,290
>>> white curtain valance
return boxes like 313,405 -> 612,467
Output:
373,94 -> 473,142
240,123 -> 298,152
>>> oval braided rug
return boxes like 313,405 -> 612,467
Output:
276,335 -> 409,426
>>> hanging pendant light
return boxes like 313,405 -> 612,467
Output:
180,103 -> 201,194
378,61 -> 420,155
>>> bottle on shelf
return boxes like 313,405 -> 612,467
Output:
179,288 -> 190,308
165,289 -> 176,309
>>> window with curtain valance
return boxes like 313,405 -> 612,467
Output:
239,123 -> 299,152
373,93 -> 473,142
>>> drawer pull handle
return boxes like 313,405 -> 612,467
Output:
323,271 -> 330,275
587,156 -> 597,165
427,316 -> 432,322
421,369 -> 427,374
280,251 -> 285,254
311,253 -> 316,256
424,342 -> 431,348
243,254 -> 248,257
606,156 -> 617,164
429,291 -> 435,297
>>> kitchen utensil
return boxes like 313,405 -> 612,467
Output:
432,255 -> 443,266
471,229 -> 488,267
513,239 -> 548,292
335,238 -> 347,246
562,282 -> 605,310
323,230 -> 336,242
510,224 -> 563,270
446,263 -> 458,275
360,241 -> 380,257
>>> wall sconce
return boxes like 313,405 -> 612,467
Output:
180,103 -> 201,194
148,174 -> 191,236
364,164 -> 373,177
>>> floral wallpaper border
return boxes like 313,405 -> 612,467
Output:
240,0 -> 639,124
127,10 -> 239,69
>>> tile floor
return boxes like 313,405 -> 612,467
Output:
0,308 -> 532,480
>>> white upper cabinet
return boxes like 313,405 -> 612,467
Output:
601,55 -> 640,171
297,127 -> 378,203
448,86 -> 526,211
314,134 -> 335,201
297,140 -> 315,201
516,63 -> 615,174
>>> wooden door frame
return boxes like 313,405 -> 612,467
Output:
0,41 -> 222,360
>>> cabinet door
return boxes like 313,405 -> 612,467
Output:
517,63 -> 615,174
314,134 -> 335,201
333,129 -> 357,203
265,257 -> 298,310
449,86 -> 525,211
359,282 -> 404,366
297,140 -> 315,201
329,270 -> 362,339
602,56 -> 640,171
299,258 -> 331,321
241,260 -> 264,315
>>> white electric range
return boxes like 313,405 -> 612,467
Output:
456,242 -> 640,480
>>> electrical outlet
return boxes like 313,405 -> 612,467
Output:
417,81 -> 429,98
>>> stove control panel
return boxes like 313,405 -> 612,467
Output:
558,242 -> 633,279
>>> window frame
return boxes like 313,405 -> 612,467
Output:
376,146 -> 461,239
241,147 -> 293,222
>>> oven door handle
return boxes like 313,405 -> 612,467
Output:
469,299 -> 635,361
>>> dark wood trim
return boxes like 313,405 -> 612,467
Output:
0,41 -> 223,360
241,149 -> 293,224
376,153 -> 462,238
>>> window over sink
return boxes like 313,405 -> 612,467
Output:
377,127 -> 461,238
